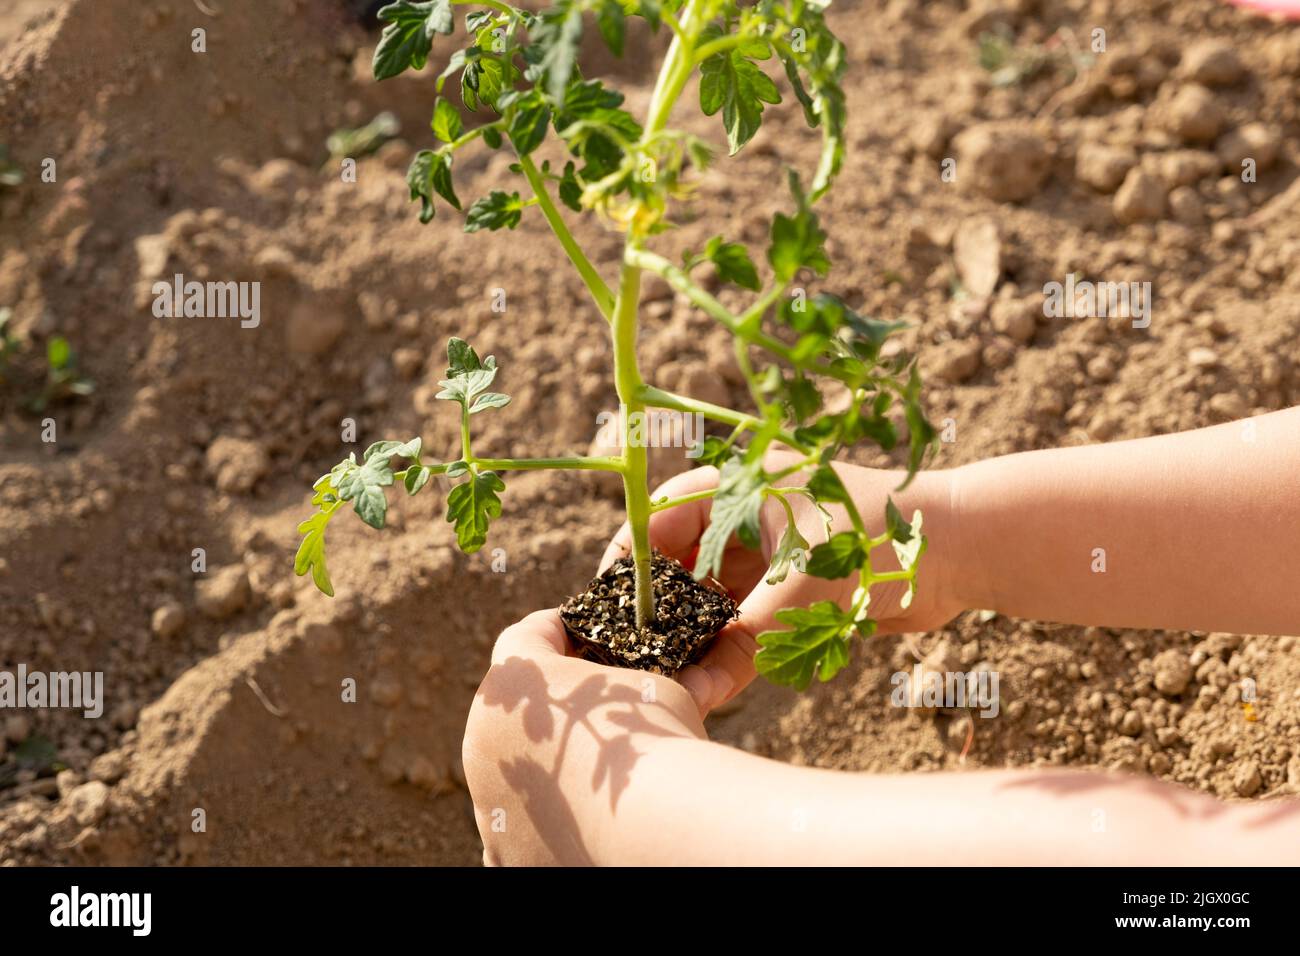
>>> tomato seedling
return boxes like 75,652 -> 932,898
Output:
295,0 -> 936,689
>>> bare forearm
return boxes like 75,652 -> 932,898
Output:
601,738 -> 1300,865
950,407 -> 1300,636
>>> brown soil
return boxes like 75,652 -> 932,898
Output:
560,552 -> 737,674
1,0 -> 1298,865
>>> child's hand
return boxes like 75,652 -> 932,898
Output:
599,454 -> 967,715
461,609 -> 705,866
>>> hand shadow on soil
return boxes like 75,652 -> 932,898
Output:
479,656 -> 689,865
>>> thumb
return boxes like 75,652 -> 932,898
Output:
679,576 -> 791,715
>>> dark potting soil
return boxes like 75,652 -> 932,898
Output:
560,552 -> 738,675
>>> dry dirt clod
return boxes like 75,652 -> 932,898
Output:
1179,40 -> 1247,87
1233,760 -> 1262,797
952,122 -> 1050,203
205,435 -> 270,495
195,565 -> 251,620
1216,123 -> 1282,173
927,339 -> 982,384
1152,649 -> 1192,696
66,781 -> 111,827
1076,143 -> 1137,194
151,601 -> 186,639
1162,85 -> 1225,144
1113,169 -> 1167,224
952,217 -> 1001,299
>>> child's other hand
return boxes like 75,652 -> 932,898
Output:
599,453 -> 967,716
461,609 -> 704,866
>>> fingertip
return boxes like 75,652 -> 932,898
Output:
676,664 -> 713,717
491,608 -> 567,663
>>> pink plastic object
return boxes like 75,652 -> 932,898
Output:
1225,0 -> 1300,17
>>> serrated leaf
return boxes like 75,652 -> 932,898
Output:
404,464 -> 432,495
373,0 -> 454,81
432,98 -> 463,142
469,391 -> 511,414
407,149 -> 459,223
696,236 -> 759,291
695,457 -> 765,581
508,93 -> 551,156
294,507 -> 336,597
891,509 -> 927,609
698,37 -> 781,154
884,497 -> 912,544
806,464 -> 851,507
595,0 -> 625,56
805,531 -> 867,579
524,2 -> 583,106
461,49 -> 507,112
755,601 -> 854,690
465,191 -> 524,232
333,456 -> 394,530
446,470 -> 505,552
768,206 -> 829,282
694,435 -> 740,469
558,161 -> 583,211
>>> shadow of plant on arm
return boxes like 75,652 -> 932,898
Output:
475,655 -> 696,863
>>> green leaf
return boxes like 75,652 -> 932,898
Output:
461,48 -> 507,111
432,98 -> 463,142
768,206 -> 829,282
694,236 -> 759,291
407,150 -> 459,223
695,457 -> 765,581
332,455 -> 395,530
447,337 -> 486,374
558,161 -> 583,211
755,601 -> 854,690
891,509 -> 927,609
694,435 -> 740,469
901,364 -> 937,483
373,0 -> 454,81
464,191 -> 524,232
508,92 -> 551,156
806,464 -> 852,507
805,531 -> 867,580
884,498 -> 912,544
469,391 -> 511,414
294,480 -> 338,597
446,470 -> 505,552
766,520 -> 809,585
364,437 -> 422,462
595,0 -> 625,56
404,464 -> 432,495
523,1 -> 583,106
698,37 -> 781,154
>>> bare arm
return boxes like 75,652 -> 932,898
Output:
951,407 -> 1300,636
464,612 -> 1300,865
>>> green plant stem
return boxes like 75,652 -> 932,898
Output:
517,154 -> 616,320
610,0 -> 708,628
637,384 -> 811,454
613,259 -> 656,627
472,455 -> 624,472
625,248 -> 820,371
450,0 -> 513,15
650,487 -> 718,513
